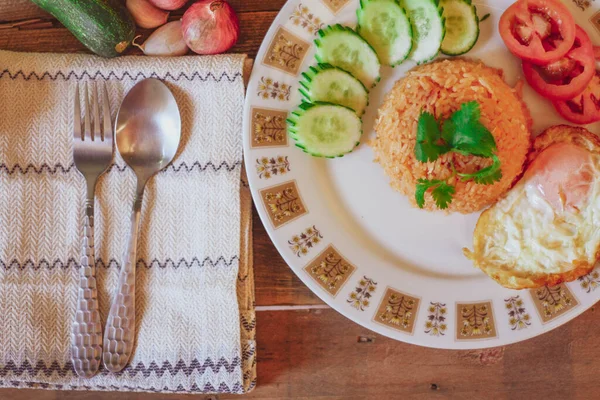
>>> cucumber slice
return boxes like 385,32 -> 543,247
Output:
401,0 -> 445,64
287,102 -> 362,158
440,0 -> 479,56
299,64 -> 369,116
357,0 -> 413,67
315,24 -> 381,88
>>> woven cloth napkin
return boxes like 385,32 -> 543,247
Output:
0,50 -> 256,394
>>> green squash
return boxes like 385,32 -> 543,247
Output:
31,0 -> 136,58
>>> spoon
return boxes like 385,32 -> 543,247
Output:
102,78 -> 181,372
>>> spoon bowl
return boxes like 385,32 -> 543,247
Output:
116,78 -> 181,183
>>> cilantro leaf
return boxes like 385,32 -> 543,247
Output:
442,101 -> 497,158
415,179 -> 455,210
414,102 -> 502,208
415,178 -> 440,208
458,154 -> 503,185
415,112 -> 450,162
431,182 -> 455,210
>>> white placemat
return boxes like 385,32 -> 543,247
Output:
0,50 -> 255,394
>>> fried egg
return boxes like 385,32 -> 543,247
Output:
464,125 -> 600,289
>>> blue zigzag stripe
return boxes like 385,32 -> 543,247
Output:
0,256 -> 240,271
2,380 -> 248,394
0,356 -> 242,378
0,160 -> 242,175
0,69 -> 243,82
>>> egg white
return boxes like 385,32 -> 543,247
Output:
465,146 -> 600,289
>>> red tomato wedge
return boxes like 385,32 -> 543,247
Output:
499,0 -> 576,65
553,73 -> 600,124
523,25 -> 595,100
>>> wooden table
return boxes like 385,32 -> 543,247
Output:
1,1 -> 600,399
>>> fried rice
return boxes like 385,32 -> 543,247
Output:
372,59 -> 532,213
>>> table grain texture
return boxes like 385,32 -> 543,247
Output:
1,1 -> 599,399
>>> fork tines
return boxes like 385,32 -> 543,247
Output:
74,82 -> 113,143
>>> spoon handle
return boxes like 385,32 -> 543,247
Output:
71,202 -> 103,378
103,205 -> 141,372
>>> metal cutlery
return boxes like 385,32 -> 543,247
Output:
71,82 -> 114,378
102,78 -> 181,372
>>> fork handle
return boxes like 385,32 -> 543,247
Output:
71,201 -> 103,378
102,199 -> 141,372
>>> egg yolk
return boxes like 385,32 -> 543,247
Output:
524,143 -> 593,212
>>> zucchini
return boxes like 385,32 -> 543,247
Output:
30,0 -> 136,58
357,0 -> 413,67
287,102 -> 362,158
299,64 -> 369,116
401,0 -> 446,64
315,24 -> 381,89
440,0 -> 480,56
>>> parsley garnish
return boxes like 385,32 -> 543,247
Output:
416,111 -> 450,162
416,179 -> 456,210
414,101 -> 502,210
441,101 -> 496,158
457,154 -> 502,185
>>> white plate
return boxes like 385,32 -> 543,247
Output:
243,0 -> 600,348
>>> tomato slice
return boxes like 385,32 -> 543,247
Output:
522,25 -> 595,100
553,73 -> 600,124
499,0 -> 576,65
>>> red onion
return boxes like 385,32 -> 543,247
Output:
182,0 -> 239,55
147,0 -> 187,11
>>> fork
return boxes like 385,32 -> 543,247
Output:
71,82 -> 113,378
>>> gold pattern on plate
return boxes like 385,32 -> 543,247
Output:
374,288 -> 420,334
575,0 -> 594,11
347,276 -> 377,311
305,245 -> 356,296
260,180 -> 307,229
256,156 -> 291,179
263,26 -> 309,75
456,301 -> 497,340
257,77 -> 291,101
321,0 -> 350,14
250,107 -> 288,148
505,296 -> 531,331
424,302 -> 448,337
590,10 -> 600,35
289,226 -> 323,257
530,284 -> 578,323
579,269 -> 600,293
290,3 -> 325,35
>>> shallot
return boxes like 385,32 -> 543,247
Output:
182,0 -> 239,55
133,20 -> 189,56
147,0 -> 188,11
126,0 -> 169,29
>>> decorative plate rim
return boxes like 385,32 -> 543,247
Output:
242,0 -> 600,349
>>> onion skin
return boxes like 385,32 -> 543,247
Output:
182,1 -> 240,55
126,0 -> 169,29
133,20 -> 189,56
147,0 -> 188,11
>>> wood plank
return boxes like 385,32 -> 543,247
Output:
230,308 -> 599,399
0,11 -> 277,59
0,0 -> 47,22
0,0 -> 286,22
0,0 -> 284,21
1,307 -> 598,399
